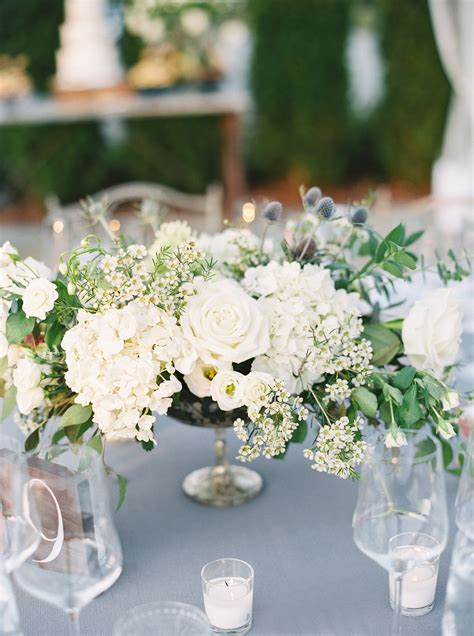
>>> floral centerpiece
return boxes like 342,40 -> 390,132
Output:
0,188 -> 469,507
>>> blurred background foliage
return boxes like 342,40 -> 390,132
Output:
0,0 -> 449,204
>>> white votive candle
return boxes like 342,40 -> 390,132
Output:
202,558 -> 254,633
204,577 -> 253,629
389,545 -> 439,612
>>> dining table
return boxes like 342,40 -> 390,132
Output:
6,410 -> 464,636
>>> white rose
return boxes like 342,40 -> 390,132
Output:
13,358 -> 42,392
402,288 -> 463,376
17,387 -> 44,415
241,371 -> 274,406
210,370 -> 245,411
384,429 -> 408,448
22,278 -> 58,320
0,241 -> 18,267
181,279 -> 269,364
442,390 -> 460,411
184,358 -> 232,398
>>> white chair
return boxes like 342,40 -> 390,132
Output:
50,181 -> 224,234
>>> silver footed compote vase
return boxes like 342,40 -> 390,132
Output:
169,389 -> 263,507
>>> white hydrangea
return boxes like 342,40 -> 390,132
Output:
197,228 -> 273,275
242,261 -> 372,393
62,300 -> 197,442
149,221 -> 196,258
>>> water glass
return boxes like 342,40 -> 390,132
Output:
114,602 -> 211,636
202,558 -> 254,634
442,531 -> 474,635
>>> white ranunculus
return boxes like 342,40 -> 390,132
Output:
241,371 -> 274,406
442,390 -> 460,411
210,370 -> 245,411
181,279 -> 269,364
184,358 -> 232,398
17,387 -> 44,415
22,278 -> 58,320
13,358 -> 42,392
402,288 -> 463,376
384,429 -> 408,448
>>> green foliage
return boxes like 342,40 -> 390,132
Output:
0,0 -> 63,91
373,0 -> 450,185
5,310 -> 35,344
59,404 -> 92,430
0,118 -> 220,203
363,323 -> 401,365
247,0 -> 351,184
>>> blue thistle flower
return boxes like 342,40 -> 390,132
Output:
263,201 -> 283,222
317,196 -> 336,220
351,207 -> 368,225
303,186 -> 322,208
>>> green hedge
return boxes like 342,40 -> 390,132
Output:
0,118 -> 220,203
373,0 -> 450,185
247,0 -> 351,185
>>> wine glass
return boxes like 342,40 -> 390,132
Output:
442,531 -> 474,635
352,429 -> 448,635
455,428 -> 474,539
14,442 -> 123,636
0,433 -> 40,635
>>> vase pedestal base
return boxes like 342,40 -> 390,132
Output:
182,465 -> 263,507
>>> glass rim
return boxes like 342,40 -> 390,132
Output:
366,429 -> 441,463
201,558 -> 254,585
388,531 -> 442,552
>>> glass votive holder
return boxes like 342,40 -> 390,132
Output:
201,558 -> 254,634
389,532 -> 441,616
113,601 -> 211,636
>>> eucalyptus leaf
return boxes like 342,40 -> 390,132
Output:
1,386 -> 17,420
291,420 -> 308,443
353,387 -> 378,418
393,366 -> 417,391
363,324 -> 401,366
116,473 -> 128,511
59,404 -> 92,429
6,311 -> 35,344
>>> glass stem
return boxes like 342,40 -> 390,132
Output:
211,428 -> 232,486
69,610 -> 80,636
392,572 -> 403,636
0,571 -> 21,635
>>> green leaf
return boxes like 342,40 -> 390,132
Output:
352,387 -> 378,418
404,230 -> 424,247
59,404 -> 92,429
378,400 -> 392,426
1,386 -> 17,420
422,375 -> 445,401
375,240 -> 388,263
363,324 -> 401,366
385,223 -> 405,246
45,320 -> 64,349
383,384 -> 403,405
393,251 -> 417,270
74,419 -> 94,442
290,420 -> 308,443
141,440 -> 155,451
393,366 -> 417,391
441,439 -> 454,468
383,318 -> 404,331
116,473 -> 128,511
398,385 -> 423,427
87,435 -> 103,455
24,428 -> 40,452
6,311 -> 35,344
382,261 -> 405,278
51,428 -> 67,444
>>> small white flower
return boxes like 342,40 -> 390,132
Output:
438,421 -> 456,440
16,387 -> 44,415
442,391 -> 460,411
210,370 -> 245,411
384,429 -> 408,448
241,371 -> 274,407
22,278 -> 58,320
184,358 -> 231,398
